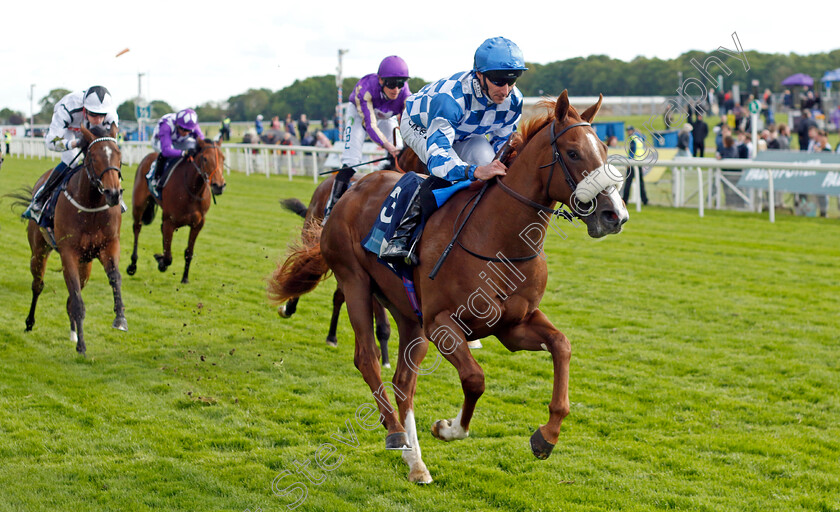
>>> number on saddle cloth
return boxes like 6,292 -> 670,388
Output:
360,172 -> 451,273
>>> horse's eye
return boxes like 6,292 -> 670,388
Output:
567,150 -> 579,160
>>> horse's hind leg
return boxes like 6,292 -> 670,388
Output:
100,244 -> 127,331
278,297 -> 299,318
325,287 -> 344,347
25,226 -> 52,331
391,310 -> 432,484
180,220 -> 204,284
341,275 -> 407,449
126,209 -> 144,276
154,219 -> 175,273
374,299 -> 391,368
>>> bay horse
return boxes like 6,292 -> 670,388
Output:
127,139 -> 226,284
22,124 -> 126,356
269,91 -> 629,483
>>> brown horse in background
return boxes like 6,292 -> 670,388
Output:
127,139 -> 226,283
269,91 -> 628,483
21,124 -> 126,355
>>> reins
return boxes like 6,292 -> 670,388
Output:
429,120 -> 591,278
185,143 -> 222,204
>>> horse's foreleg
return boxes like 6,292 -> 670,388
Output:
325,287 -> 344,347
426,313 -> 484,443
101,245 -> 127,331
25,238 -> 51,332
60,256 -> 86,355
392,311 -> 431,484
496,309 -> 570,460
154,220 -> 175,272
181,219 -> 204,284
126,217 -> 143,276
373,299 -> 391,368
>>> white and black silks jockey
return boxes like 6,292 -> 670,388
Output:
323,55 -> 412,221
22,86 -> 119,223
378,37 -> 527,266
148,108 -> 204,193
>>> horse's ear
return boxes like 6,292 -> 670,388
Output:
580,94 -> 603,123
80,124 -> 93,141
108,123 -> 118,139
555,90 -> 570,124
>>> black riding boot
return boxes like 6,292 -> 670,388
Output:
150,154 -> 166,191
322,166 -> 355,222
379,186 -> 423,267
23,161 -> 68,222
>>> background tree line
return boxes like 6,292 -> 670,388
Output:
4,49 -> 840,125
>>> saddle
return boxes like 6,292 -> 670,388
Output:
146,156 -> 184,200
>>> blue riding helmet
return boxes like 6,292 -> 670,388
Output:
473,37 -> 528,75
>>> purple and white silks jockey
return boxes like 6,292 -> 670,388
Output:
153,113 -> 205,158
341,73 -> 411,167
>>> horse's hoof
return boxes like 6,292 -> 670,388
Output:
467,340 -> 483,349
25,321 -> 34,332
325,336 -> 338,347
385,432 -> 411,451
383,362 -> 391,369
408,465 -> 433,484
113,317 -> 128,331
277,305 -> 291,318
154,254 -> 169,272
70,330 -> 78,343
530,428 -> 556,460
126,263 -> 136,276
181,278 -> 189,284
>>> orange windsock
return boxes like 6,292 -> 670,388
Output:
115,48 -> 130,58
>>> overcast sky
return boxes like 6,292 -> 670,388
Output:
2,0 -> 838,116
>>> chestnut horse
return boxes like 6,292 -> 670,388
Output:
127,139 -> 226,283
22,124 -> 126,355
269,91 -> 629,483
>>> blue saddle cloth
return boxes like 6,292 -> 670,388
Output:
40,166 -> 82,229
361,172 -> 428,279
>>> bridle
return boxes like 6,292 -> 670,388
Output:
62,136 -> 123,213
440,120 -> 595,269
84,136 -> 123,195
185,142 -> 223,202
496,120 -> 595,221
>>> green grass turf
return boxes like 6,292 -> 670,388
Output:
0,155 -> 838,511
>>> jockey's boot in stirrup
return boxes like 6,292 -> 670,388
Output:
322,166 -> 355,223
23,162 -> 67,222
379,187 -> 422,267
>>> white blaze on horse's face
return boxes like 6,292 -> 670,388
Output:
102,145 -> 113,163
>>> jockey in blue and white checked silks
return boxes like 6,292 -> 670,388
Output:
379,36 -> 528,266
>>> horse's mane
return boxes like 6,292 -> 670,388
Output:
515,98 -> 583,154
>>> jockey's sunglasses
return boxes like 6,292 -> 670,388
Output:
383,78 -> 407,89
484,71 -> 519,87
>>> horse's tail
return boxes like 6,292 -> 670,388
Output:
268,223 -> 330,304
280,198 -> 308,218
141,201 -> 157,225
4,187 -> 34,213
